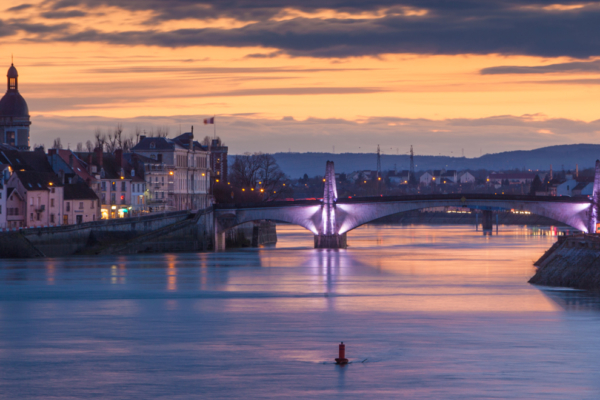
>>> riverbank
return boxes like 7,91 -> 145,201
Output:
530,234 -> 600,290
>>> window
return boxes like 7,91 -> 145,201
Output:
9,78 -> 15,89
101,193 -> 106,204
102,182 -> 106,191
150,142 -> 156,149
91,200 -> 95,209
0,193 -> 2,199
30,213 -> 33,221
30,198 -> 33,206
111,181 -> 116,191
162,176 -> 164,185
51,188 -> 55,194
111,193 -> 115,204
51,198 -> 55,207
79,202 -> 84,210
66,202 -> 70,212
0,205 -> 2,214
121,182 -> 126,191
76,215 -> 83,224
121,194 -> 126,205
50,214 -> 54,223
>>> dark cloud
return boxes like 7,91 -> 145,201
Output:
3,1 -> 600,58
482,60 -> 600,75
41,10 -> 87,19
0,20 -> 17,37
6,3 -> 33,12
47,1 -> 600,58
245,51 -> 284,59
10,20 -> 71,34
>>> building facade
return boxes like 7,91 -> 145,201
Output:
0,64 -> 31,150
131,130 -> 211,210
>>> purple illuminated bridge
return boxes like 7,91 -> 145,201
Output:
213,161 -> 600,250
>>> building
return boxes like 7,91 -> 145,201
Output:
131,130 -> 211,210
440,170 -> 457,184
458,171 -> 476,184
209,138 -> 228,184
0,164 -> 11,229
487,172 -> 539,185
7,171 -> 64,227
126,153 -> 166,213
388,170 -> 411,185
556,179 -> 577,197
0,63 -> 31,150
419,171 -> 435,184
63,182 -> 100,224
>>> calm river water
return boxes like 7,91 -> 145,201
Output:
1,224 -> 600,399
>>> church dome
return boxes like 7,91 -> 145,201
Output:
0,92 -> 29,117
0,63 -> 29,118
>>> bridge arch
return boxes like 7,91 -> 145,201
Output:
334,198 -> 591,234
214,204 -> 323,235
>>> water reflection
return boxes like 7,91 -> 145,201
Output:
541,288 -> 600,311
1,224 -> 600,399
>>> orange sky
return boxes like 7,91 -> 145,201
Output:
2,0 -> 600,154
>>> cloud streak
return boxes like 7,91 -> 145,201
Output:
481,60 -> 600,75
3,1 -> 600,58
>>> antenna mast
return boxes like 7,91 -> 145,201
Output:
376,145 -> 381,179
409,145 -> 415,180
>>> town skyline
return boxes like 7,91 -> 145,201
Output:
2,0 -> 600,155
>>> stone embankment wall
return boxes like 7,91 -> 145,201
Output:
225,220 -> 277,248
0,207 -> 277,258
530,234 -> 600,290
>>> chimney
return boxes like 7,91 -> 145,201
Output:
94,147 -> 103,168
115,149 -> 123,169
69,153 -> 74,169
87,153 -> 93,172
189,126 -> 194,151
140,135 -> 146,141
48,148 -> 57,156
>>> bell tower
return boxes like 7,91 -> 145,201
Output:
0,63 -> 31,150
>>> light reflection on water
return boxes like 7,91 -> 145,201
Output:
1,224 -> 600,399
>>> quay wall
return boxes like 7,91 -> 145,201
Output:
0,208 -> 278,258
530,234 -> 600,290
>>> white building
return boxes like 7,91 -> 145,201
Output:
131,130 -> 211,210
458,171 -> 476,184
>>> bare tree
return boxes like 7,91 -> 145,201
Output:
52,137 -> 63,149
134,126 -> 142,143
258,153 -> 286,200
155,126 -> 169,138
85,140 -> 94,152
94,128 -> 106,151
230,153 -> 262,189
76,142 -> 83,152
113,124 -> 123,150
123,134 -> 135,152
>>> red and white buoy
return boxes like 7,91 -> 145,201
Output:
335,342 -> 349,364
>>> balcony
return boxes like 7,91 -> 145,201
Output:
34,204 -> 45,213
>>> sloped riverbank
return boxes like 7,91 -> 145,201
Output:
530,234 -> 600,290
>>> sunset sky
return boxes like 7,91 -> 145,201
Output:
2,0 -> 600,155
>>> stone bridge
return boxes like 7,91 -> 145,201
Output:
214,161 -> 600,249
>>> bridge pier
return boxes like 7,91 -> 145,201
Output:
482,210 -> 493,235
314,234 -> 347,249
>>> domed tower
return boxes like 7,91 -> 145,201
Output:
0,63 -> 31,150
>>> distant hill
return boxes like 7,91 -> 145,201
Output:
230,144 -> 600,178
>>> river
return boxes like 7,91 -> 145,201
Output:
1,224 -> 599,399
